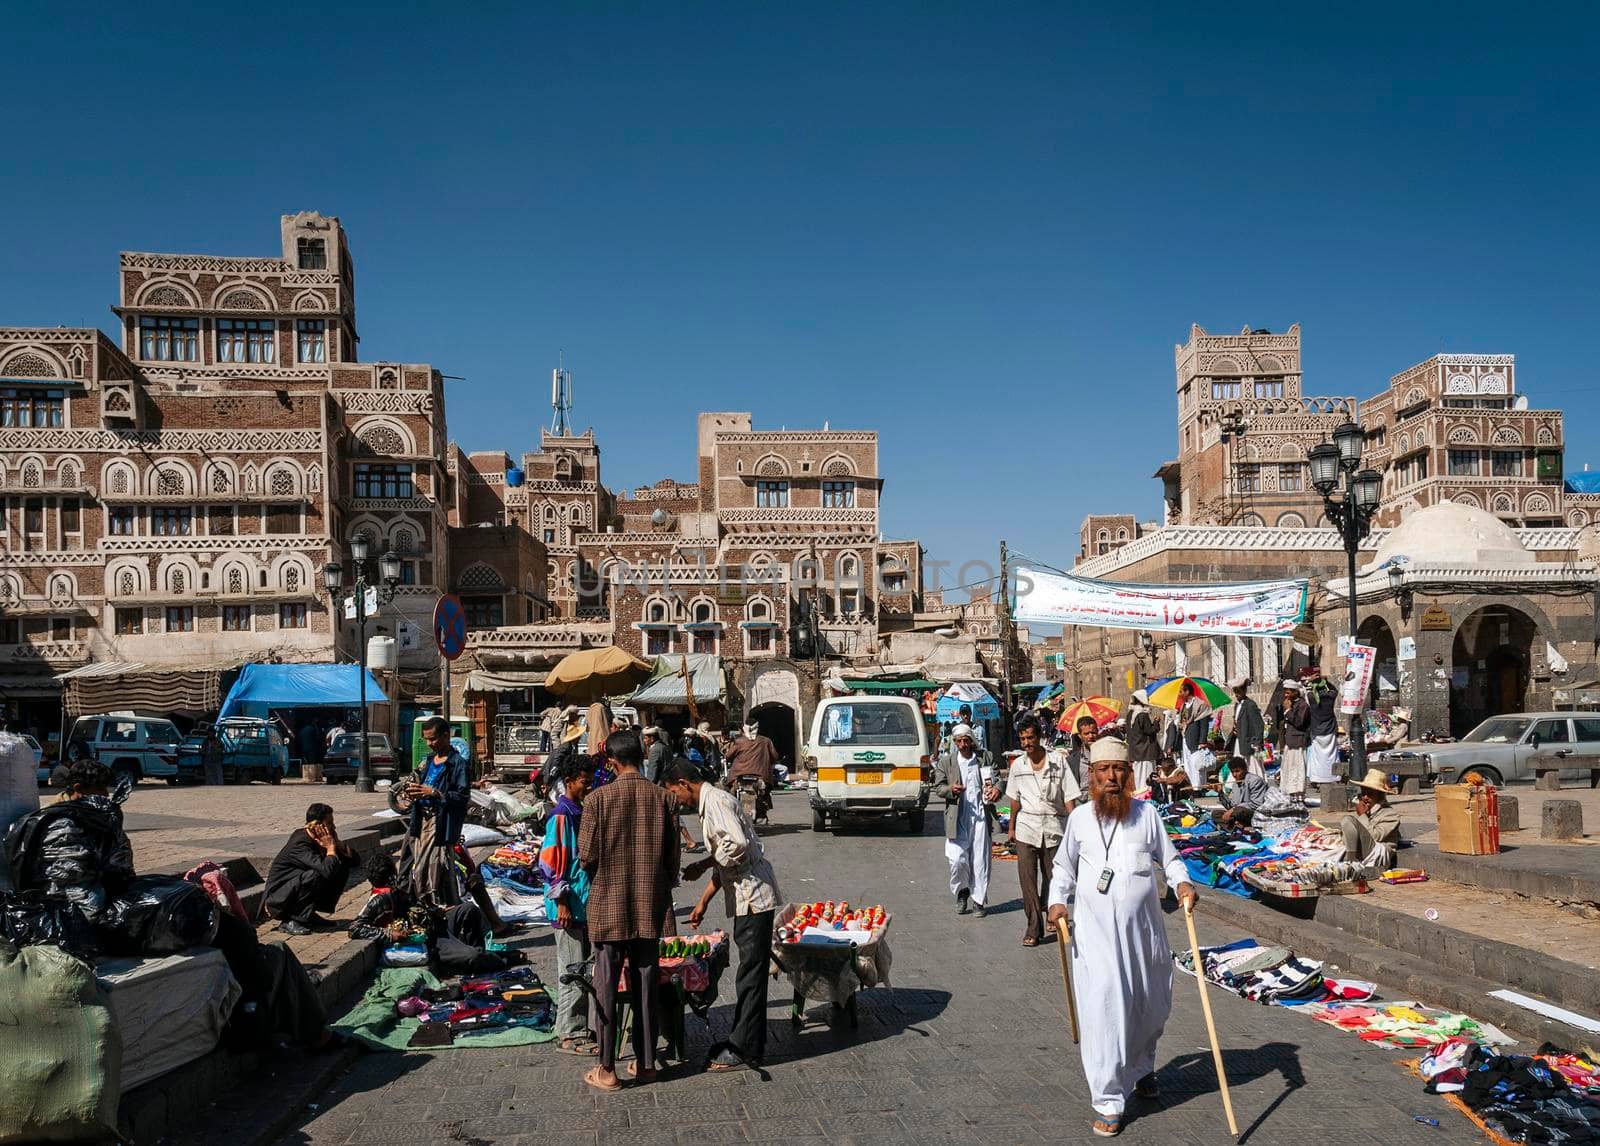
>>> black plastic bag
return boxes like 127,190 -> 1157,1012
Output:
0,890 -> 99,962
102,875 -> 219,955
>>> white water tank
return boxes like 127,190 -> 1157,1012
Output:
366,635 -> 398,672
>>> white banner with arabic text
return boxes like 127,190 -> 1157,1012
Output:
1013,567 -> 1309,637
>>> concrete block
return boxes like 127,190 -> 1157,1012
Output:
1535,769 -> 1563,791
1498,794 -> 1519,832
1542,799 -> 1584,840
1320,782 -> 1352,812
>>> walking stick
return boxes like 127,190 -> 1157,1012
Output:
1054,917 -> 1080,1044
1183,901 -> 1239,1136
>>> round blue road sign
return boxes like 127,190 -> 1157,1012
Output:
434,594 -> 467,660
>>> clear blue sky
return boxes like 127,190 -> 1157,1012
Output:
5,2 -> 1596,598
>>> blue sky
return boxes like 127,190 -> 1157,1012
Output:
4,2 -> 1596,598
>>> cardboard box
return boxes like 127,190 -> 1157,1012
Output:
1436,783 -> 1500,855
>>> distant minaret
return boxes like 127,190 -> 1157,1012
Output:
551,353 -> 573,436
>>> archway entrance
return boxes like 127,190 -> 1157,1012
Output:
1450,605 -> 1537,736
751,702 -> 798,771
746,668 -> 802,773
1357,615 -> 1398,710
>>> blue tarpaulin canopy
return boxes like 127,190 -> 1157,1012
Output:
935,682 -> 1000,721
1566,473 -> 1600,494
217,663 -> 388,720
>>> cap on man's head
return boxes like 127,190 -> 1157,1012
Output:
1230,674 -> 1250,690
1089,738 -> 1130,764
1280,678 -> 1303,692
951,722 -> 975,741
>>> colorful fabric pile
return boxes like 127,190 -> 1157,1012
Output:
1174,937 -> 1377,1007
1421,1040 -> 1600,1142
481,841 -> 540,884
1308,1001 -> 1515,1049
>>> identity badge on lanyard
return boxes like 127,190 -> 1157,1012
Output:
1096,816 -> 1119,894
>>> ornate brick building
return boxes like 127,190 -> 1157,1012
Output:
0,212 -> 451,733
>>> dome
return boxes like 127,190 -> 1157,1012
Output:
1368,501 -> 1532,570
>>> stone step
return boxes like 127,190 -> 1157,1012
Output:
1407,841 -> 1600,905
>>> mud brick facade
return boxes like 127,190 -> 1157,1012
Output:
0,213 -> 452,731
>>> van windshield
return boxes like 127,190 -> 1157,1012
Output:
820,702 -> 920,747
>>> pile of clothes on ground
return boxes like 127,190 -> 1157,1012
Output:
1420,1038 -> 1600,1142
479,836 -> 546,924
1160,802 -> 1370,899
1175,936 -> 1378,1007
1309,1000 -> 1514,1049
335,963 -> 558,1051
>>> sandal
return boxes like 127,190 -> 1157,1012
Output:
625,1062 -> 659,1083
557,1038 -> 599,1057
1092,1116 -> 1122,1138
1021,936 -> 1040,948
583,1066 -> 622,1093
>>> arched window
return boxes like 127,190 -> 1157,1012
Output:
647,600 -> 668,623
119,571 -> 135,596
169,568 -> 186,593
269,468 -> 296,496
156,468 -> 184,496
227,567 -> 244,595
693,600 -> 714,624
284,566 -> 301,593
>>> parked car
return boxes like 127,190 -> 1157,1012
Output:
1377,711 -> 1600,787
17,733 -> 48,784
805,695 -> 932,832
65,714 -> 183,785
175,719 -> 289,785
322,732 -> 397,782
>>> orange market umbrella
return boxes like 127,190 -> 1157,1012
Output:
1056,696 -> 1122,732
545,647 -> 653,705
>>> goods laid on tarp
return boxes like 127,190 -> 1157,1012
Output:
1160,803 -> 1374,900
335,965 -> 558,1052
771,901 -> 893,1020
95,948 -> 240,1091
1419,1039 -> 1600,1144
0,941 -> 121,1144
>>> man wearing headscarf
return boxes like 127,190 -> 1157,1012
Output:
933,723 -> 998,917
1047,737 -> 1197,1138
1303,666 -> 1342,785
1277,678 -> 1311,800
1177,680 -> 1213,792
1125,689 -> 1162,794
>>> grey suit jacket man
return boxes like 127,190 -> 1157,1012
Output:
1230,696 -> 1265,757
932,748 -> 997,840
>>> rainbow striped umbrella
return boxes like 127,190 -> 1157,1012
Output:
1144,675 -> 1232,712
1056,696 -> 1122,732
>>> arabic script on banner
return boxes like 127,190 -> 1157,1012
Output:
1013,567 -> 1309,637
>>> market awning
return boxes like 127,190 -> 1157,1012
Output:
629,654 -> 724,707
0,674 -> 63,698
845,677 -> 942,693
217,663 -> 388,720
58,660 -> 239,716
463,668 -> 549,693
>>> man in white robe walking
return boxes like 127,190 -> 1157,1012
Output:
934,723 -> 998,917
1047,737 -> 1197,1137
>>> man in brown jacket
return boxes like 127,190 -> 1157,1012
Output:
578,729 -> 679,1092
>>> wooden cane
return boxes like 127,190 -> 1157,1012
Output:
1183,901 -> 1239,1136
1054,917 -> 1080,1044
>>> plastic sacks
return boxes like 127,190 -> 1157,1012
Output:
102,876 -> 219,955
0,733 -> 40,892
0,891 -> 99,963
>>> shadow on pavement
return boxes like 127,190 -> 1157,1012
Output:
275,1050 -> 437,1144
1144,1040 -> 1304,1142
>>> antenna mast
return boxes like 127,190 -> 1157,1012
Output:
550,351 -> 573,436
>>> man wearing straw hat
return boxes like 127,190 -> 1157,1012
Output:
1047,735 -> 1196,1137
1343,768 -> 1403,871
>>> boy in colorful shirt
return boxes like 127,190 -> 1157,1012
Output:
539,756 -> 599,1054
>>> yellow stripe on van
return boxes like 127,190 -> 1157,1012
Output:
889,767 -> 923,781
816,767 -> 847,782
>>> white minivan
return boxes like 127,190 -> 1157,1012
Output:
806,695 -> 932,832
66,714 -> 183,785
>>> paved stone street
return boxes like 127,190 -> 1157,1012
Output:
269,789 -> 1480,1146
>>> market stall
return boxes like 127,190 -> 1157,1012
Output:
769,900 -> 892,1028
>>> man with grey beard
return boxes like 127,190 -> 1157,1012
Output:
1047,738 -> 1197,1138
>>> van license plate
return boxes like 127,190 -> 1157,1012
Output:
853,772 -> 883,784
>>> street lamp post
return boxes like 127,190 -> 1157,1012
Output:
324,534 -> 402,793
1309,421 -> 1383,783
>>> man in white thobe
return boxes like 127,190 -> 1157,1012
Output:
1048,737 -> 1198,1137
934,723 -> 997,917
